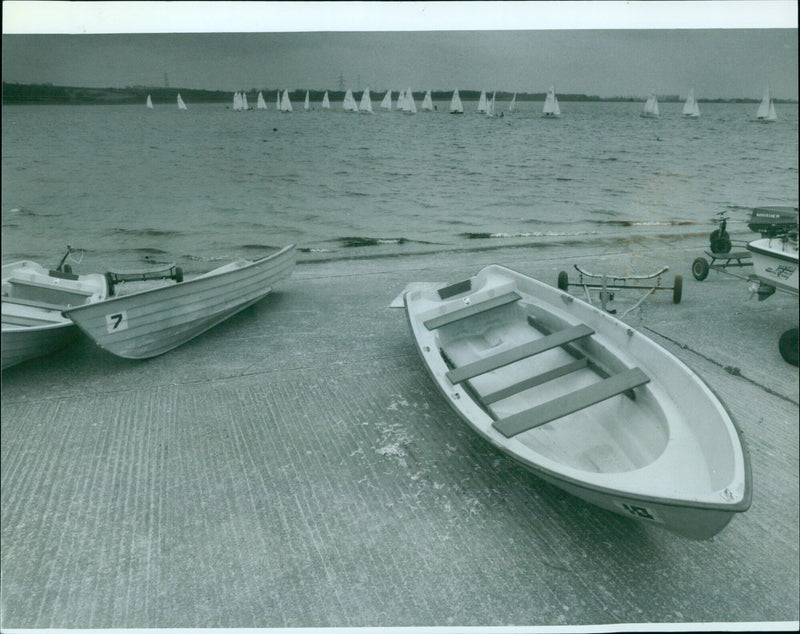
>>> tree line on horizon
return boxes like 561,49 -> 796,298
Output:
2,82 -> 790,106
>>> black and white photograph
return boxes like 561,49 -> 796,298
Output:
2,1 -> 798,631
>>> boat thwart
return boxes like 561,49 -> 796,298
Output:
404,264 -> 751,539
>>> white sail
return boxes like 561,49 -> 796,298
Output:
177,93 -> 187,110
508,92 -> 518,113
542,86 -> 561,118
232,92 -> 240,111
682,89 -> 700,118
322,91 -> 330,109
304,91 -> 310,111
486,91 -> 496,117
380,90 -> 392,110
257,92 -> 267,110
396,89 -> 405,110
342,89 -> 358,112
641,93 -> 659,118
449,89 -> 463,114
359,88 -> 373,114
146,94 -> 153,109
276,91 -> 281,109
280,89 -> 293,112
421,90 -> 434,111
477,90 -> 487,113
402,88 -> 417,114
756,86 -> 777,122
241,92 -> 249,110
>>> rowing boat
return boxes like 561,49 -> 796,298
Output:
2,259 -> 108,369
404,264 -> 751,539
64,245 -> 295,359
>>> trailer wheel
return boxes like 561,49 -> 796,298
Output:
557,271 -> 569,291
692,257 -> 709,281
779,328 -> 799,366
672,275 -> 683,303
174,266 -> 183,283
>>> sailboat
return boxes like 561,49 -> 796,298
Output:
359,88 -> 374,114
396,89 -> 406,111
280,90 -> 293,113
177,93 -> 187,110
508,92 -> 518,113
276,91 -> 281,110
241,92 -> 249,111
322,91 -> 331,109
304,91 -> 310,111
682,89 -> 700,118
257,92 -> 267,110
756,86 -> 778,122
542,85 -> 561,118
421,90 -> 434,112
402,88 -> 417,114
232,92 -> 241,111
477,90 -> 488,113
450,89 -> 464,114
146,94 -> 153,109
486,91 -> 496,117
380,90 -> 392,111
641,93 -> 659,118
342,89 -> 358,112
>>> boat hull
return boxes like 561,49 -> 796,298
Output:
65,245 -> 295,359
1,320 -> 79,369
746,237 -> 799,295
404,264 -> 751,539
2,260 -> 108,369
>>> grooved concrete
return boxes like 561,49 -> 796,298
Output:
2,237 -> 798,629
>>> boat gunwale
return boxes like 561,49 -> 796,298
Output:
745,239 -> 799,265
62,245 -> 295,317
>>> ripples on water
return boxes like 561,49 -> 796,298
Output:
2,100 -> 797,272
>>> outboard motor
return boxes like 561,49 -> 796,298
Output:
748,206 -> 799,238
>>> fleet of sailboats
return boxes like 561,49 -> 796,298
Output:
682,89 -> 700,118
542,86 -> 561,118
153,87 -> 782,123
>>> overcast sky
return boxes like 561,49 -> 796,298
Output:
2,2 -> 798,99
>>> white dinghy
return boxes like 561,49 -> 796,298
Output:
2,248 -> 109,369
65,246 -> 295,360
404,264 -> 751,539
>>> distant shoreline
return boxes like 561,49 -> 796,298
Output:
3,82 -> 794,106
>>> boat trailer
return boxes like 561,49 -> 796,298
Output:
557,264 -> 682,317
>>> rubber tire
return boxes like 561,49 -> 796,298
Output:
710,235 -> 732,254
174,266 -> 184,283
692,257 -> 709,281
779,328 -> 799,366
557,271 -> 569,291
63,264 -> 72,274
672,275 -> 683,303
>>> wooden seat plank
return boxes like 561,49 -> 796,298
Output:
446,324 -> 594,385
424,291 -> 521,330
482,358 -> 588,405
492,367 -> 650,438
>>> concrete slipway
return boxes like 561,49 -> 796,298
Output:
1,234 -> 798,631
